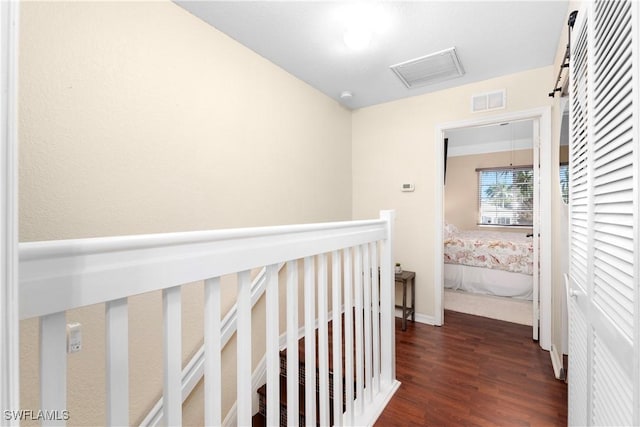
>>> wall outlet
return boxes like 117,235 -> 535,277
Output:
67,322 -> 82,353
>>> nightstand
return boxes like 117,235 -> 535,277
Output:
395,270 -> 415,331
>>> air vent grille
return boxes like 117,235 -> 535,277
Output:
471,89 -> 506,112
390,47 -> 465,89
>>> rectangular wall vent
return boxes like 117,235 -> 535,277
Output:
390,47 -> 464,89
471,89 -> 506,113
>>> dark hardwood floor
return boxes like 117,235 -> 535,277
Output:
376,311 -> 567,427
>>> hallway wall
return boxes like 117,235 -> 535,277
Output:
18,2 -> 351,425
352,66 -> 555,322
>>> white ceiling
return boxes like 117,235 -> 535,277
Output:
445,120 -> 533,157
175,1 -> 569,109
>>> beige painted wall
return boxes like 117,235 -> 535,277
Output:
18,2 -> 351,425
445,148 -> 534,232
352,66 -> 555,321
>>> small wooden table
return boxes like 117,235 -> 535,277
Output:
395,270 -> 415,331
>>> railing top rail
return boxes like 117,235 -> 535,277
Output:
19,216 -> 391,320
20,218 -> 386,261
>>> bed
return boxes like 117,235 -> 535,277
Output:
443,226 -> 534,300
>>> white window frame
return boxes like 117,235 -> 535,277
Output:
477,166 -> 535,227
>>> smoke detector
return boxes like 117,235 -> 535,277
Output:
390,47 -> 465,89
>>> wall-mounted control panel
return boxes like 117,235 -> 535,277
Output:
401,183 -> 415,192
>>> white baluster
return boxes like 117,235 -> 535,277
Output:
286,260 -> 299,425
106,298 -> 129,426
380,210 -> 396,386
237,270 -> 252,427
163,286 -> 182,426
343,247 -> 354,425
317,254 -> 330,426
266,264 -> 280,426
204,277 -> 221,426
331,250 -> 344,427
304,256 -> 316,427
354,245 -> 364,415
370,242 -> 381,394
363,244 -> 372,404
40,312 -> 66,427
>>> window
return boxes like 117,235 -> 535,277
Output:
477,167 -> 533,226
559,163 -> 569,204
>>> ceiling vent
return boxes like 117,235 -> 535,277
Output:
390,47 -> 465,89
471,89 -> 506,113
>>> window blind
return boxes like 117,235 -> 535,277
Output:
477,167 -> 534,226
560,163 -> 569,203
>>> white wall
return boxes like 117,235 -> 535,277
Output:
18,2 -> 351,425
16,1 -> 572,423
352,66 -> 555,322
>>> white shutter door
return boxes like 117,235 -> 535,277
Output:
568,8 -> 590,425
568,1 -> 639,425
591,0 -> 635,424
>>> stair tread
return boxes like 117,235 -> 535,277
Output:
279,312 -> 361,378
257,375 -> 337,425
259,311 -> 366,427
251,413 -> 266,427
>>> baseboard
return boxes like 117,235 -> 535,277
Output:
394,308 -> 437,326
549,344 -> 566,380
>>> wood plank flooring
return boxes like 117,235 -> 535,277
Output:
375,311 -> 567,426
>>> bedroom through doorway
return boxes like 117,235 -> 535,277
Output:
443,120 -> 536,325
434,107 -> 552,351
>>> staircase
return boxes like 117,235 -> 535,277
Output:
253,319 -> 353,426
17,212 -> 399,426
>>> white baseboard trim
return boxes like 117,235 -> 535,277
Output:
550,344 -> 565,380
394,308 -> 437,326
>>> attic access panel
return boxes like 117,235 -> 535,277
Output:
390,47 -> 465,89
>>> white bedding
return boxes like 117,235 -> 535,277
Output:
444,229 -> 534,275
443,263 -> 533,300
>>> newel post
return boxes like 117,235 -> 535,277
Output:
379,210 -> 396,385
1,1 -> 20,424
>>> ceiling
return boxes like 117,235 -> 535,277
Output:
445,120 -> 533,157
176,1 -> 568,110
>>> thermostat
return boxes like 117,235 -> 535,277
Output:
401,183 -> 415,192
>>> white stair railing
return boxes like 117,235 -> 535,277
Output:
19,210 -> 399,426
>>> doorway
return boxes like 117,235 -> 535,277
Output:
434,107 -> 552,351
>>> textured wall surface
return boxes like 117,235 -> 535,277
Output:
18,2 -> 351,425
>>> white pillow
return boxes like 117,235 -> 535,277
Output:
444,223 -> 459,238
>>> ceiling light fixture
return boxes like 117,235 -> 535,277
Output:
343,25 -> 373,50
340,91 -> 353,99
341,3 -> 389,51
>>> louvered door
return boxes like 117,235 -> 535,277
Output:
568,8 -> 590,425
567,1 -> 639,425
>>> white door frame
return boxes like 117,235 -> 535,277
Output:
1,0 -> 20,422
434,106 -> 552,351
